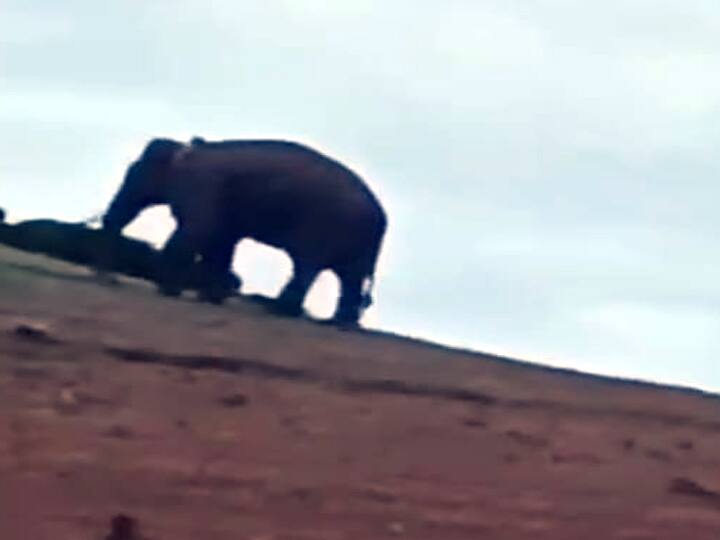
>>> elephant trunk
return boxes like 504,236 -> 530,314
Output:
102,160 -> 166,234
102,195 -> 139,235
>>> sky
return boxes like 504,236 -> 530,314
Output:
1,1 -> 719,391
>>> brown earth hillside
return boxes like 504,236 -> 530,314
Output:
1,244 -> 719,540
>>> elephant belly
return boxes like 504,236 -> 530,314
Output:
242,208 -> 364,267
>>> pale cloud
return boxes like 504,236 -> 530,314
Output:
0,89 -> 182,129
627,51 -> 720,115
0,9 -> 75,45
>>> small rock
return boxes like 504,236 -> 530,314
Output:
180,370 -> 197,384
676,440 -> 694,451
55,388 -> 81,415
669,477 -> 720,500
103,425 -> 135,439
505,430 -> 549,448
219,393 -> 249,407
551,452 -> 604,464
621,438 -> 636,451
105,514 -> 142,540
288,487 -> 313,501
387,521 -> 405,535
645,448 -> 673,462
11,323 -> 60,344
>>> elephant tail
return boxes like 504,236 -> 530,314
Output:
359,223 -> 386,309
361,274 -> 376,309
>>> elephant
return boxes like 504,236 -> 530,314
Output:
102,136 -> 387,325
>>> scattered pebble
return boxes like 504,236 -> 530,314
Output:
505,430 -> 549,448
180,370 -> 197,384
644,449 -> 673,462
676,440 -> 694,451
54,387 -> 81,415
551,452 -> 604,464
218,393 -> 249,408
11,323 -> 60,344
105,514 -> 142,540
103,425 -> 135,439
621,438 -> 636,451
669,477 -> 720,501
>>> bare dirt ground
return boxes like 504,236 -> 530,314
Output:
1,244 -> 719,540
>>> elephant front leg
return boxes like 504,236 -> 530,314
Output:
196,236 -> 240,304
157,228 -> 197,297
272,261 -> 320,317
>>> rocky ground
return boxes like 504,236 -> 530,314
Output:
1,244 -> 719,539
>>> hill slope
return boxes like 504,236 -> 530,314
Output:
1,244 -> 719,539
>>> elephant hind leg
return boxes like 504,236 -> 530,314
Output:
332,265 -> 366,326
272,261 -> 320,317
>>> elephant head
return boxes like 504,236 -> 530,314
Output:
102,138 -> 184,234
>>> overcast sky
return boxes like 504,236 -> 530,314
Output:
2,1 -> 719,391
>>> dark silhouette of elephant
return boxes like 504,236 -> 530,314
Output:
0,213 -> 240,294
102,137 -> 387,325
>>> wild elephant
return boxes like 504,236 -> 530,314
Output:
102,137 -> 387,325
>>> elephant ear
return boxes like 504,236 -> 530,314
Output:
140,138 -> 184,165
